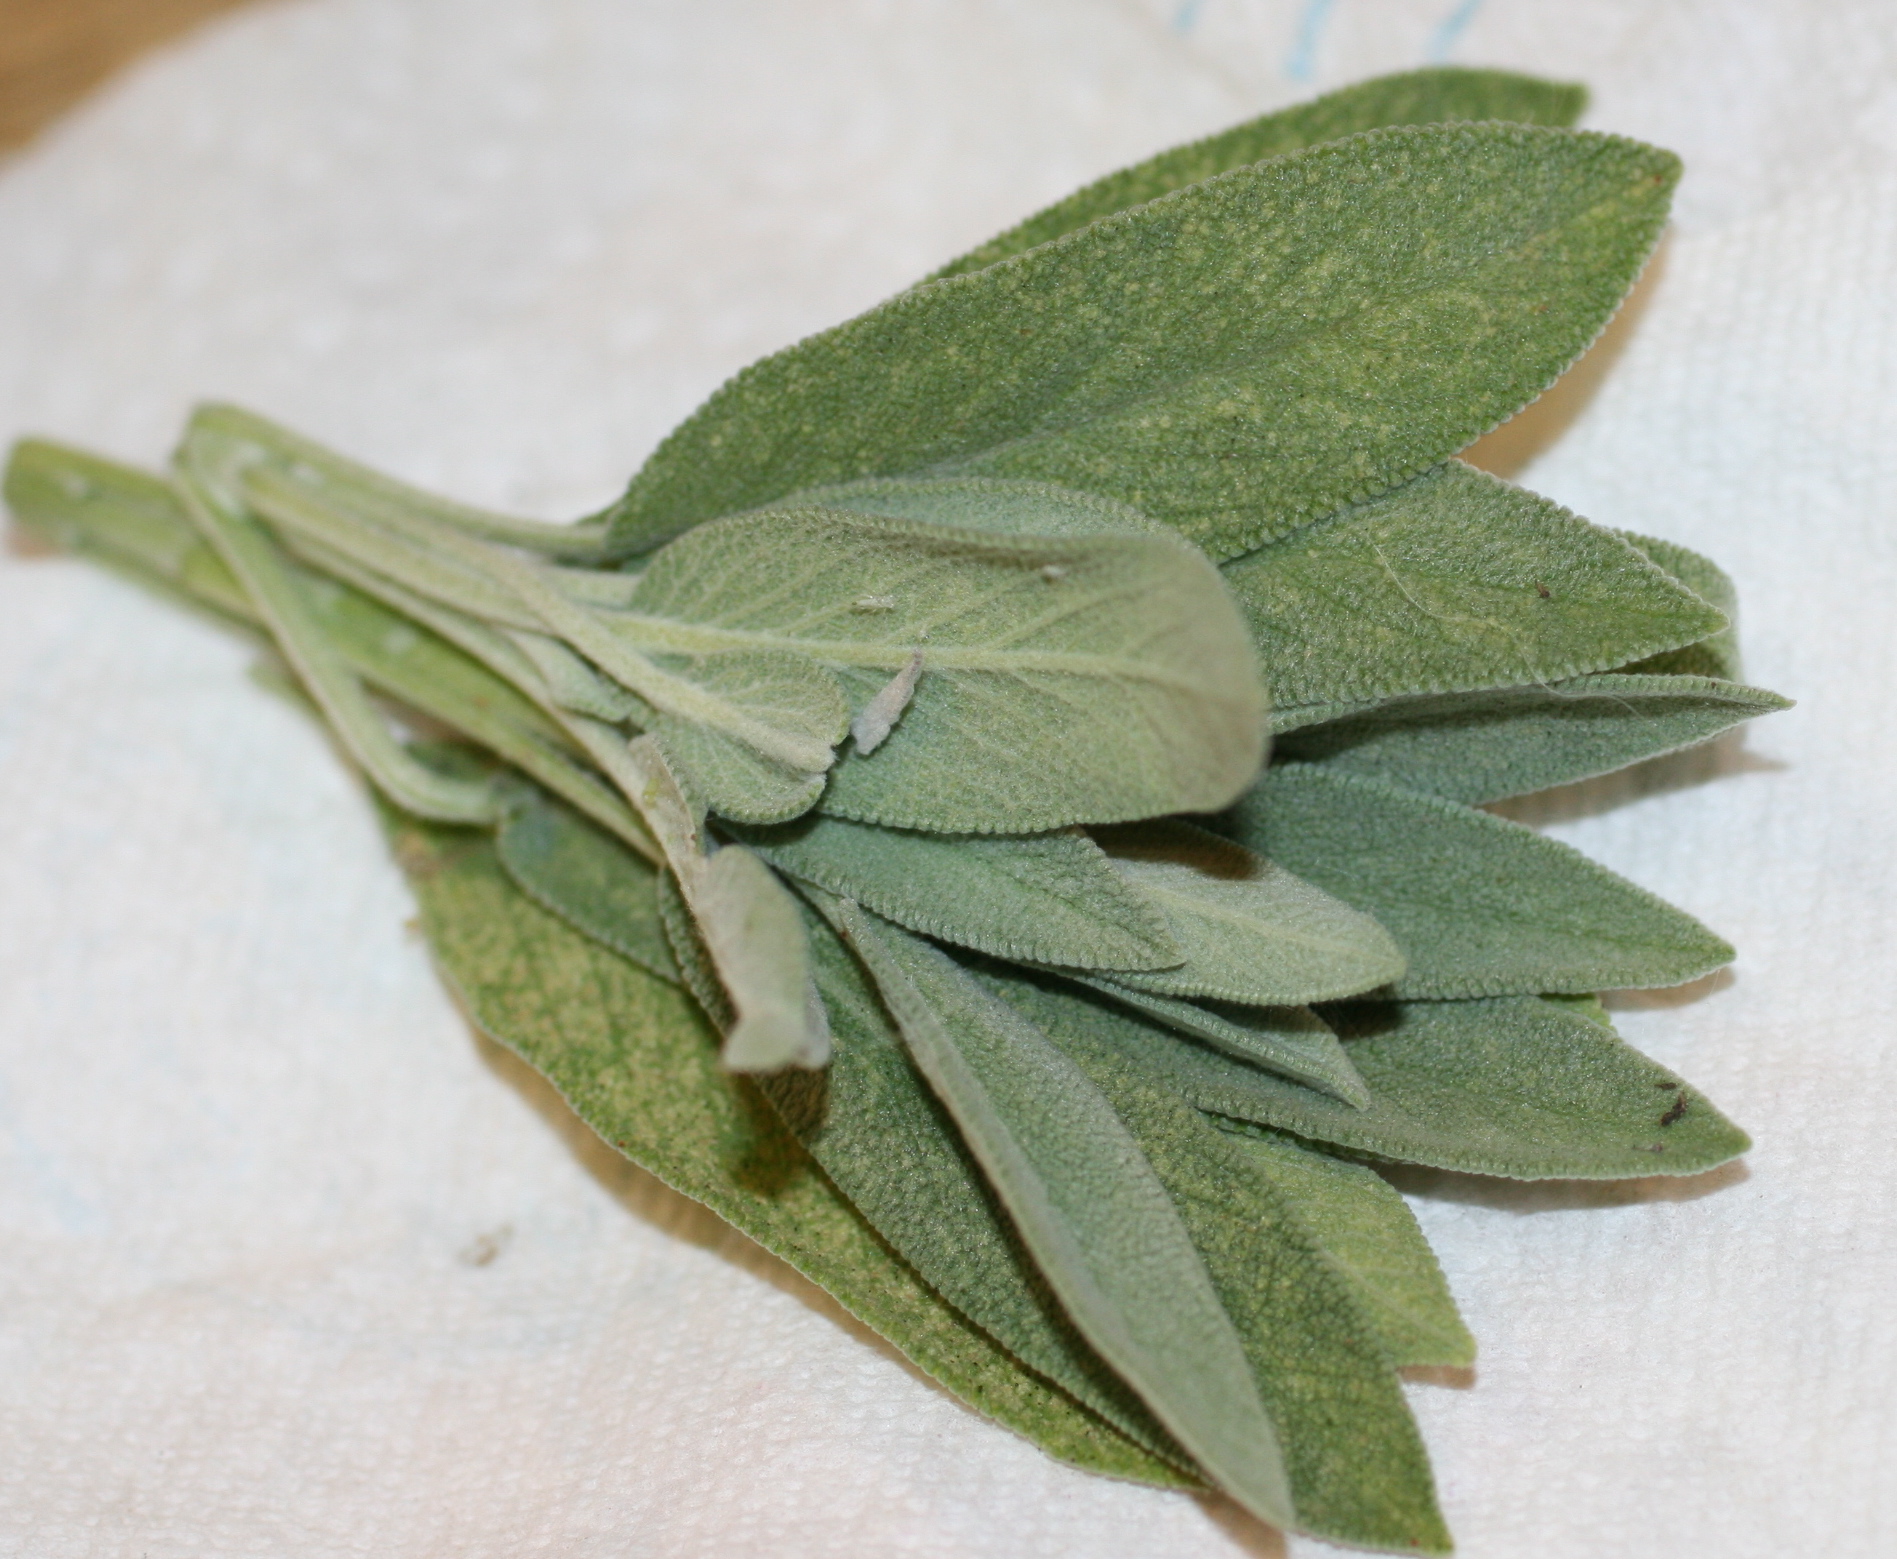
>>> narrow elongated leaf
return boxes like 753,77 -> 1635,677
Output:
732,812 -> 1180,970
1226,1128 -> 1474,1369
1087,821 -> 1405,1004
616,507 -> 1264,832
494,789 -> 679,982
785,475 -> 1164,536
990,973 -> 1449,1552
1275,674 -> 1791,804
601,124 -> 1679,561
936,67 -> 1586,278
839,906 -> 1295,1531
760,900 -> 1189,1463
620,738 -> 828,1070
386,812 -> 1187,1486
1065,980 -> 1369,1107
1013,975 -> 1748,1178
1618,531 -> 1745,680
1232,766 -> 1733,997
1222,463 -> 1726,717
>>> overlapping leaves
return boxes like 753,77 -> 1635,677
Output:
4,65 -> 1785,1556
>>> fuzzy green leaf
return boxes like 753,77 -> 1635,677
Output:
601,124 -> 1678,561
1086,821 -> 1405,1004
1275,673 -> 1791,804
1618,531 -> 1745,680
839,906 -> 1295,1531
385,813 -> 1187,1486
618,508 -> 1264,833
1232,766 -> 1733,997
1224,463 -> 1726,720
1225,1128 -> 1474,1369
762,900 -> 1190,1463
493,789 -> 679,982
784,474 -> 1164,536
988,973 -> 1449,1552
733,813 -> 1180,971
936,67 -> 1586,278
1061,981 -> 1370,1107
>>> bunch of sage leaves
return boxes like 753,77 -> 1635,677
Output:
5,67 -> 1787,1553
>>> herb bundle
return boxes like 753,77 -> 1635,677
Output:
4,67 -> 1786,1553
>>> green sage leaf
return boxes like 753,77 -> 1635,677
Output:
618,507 -> 1264,832
1224,463 -> 1727,719
936,67 -> 1586,278
385,812 -> 1187,1487
733,812 -> 1181,971
1617,531 -> 1744,680
991,974 -> 1449,1552
601,124 -> 1678,562
1062,980 -> 1369,1107
838,905 -> 1295,1531
1086,821 -> 1405,1004
1232,766 -> 1733,998
1276,673 -> 1791,804
494,788 -> 679,982
1225,1128 -> 1474,1369
761,899 -> 1190,1464
784,474 -> 1163,536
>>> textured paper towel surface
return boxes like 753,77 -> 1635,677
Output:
1,3 -> 1892,1555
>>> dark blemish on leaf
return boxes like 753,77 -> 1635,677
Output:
1660,1092 -> 1689,1128
1534,581 -> 1552,599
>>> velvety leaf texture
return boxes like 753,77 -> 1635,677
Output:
935,66 -> 1586,278
1618,531 -> 1746,680
734,812 -> 1180,971
1233,765 -> 1734,997
992,973 -> 1450,1553
386,813 -> 1188,1486
1223,462 -> 1726,716
600,125 -> 1679,562
784,474 -> 1164,537
1275,673 -> 1790,804
840,907 -> 1296,1530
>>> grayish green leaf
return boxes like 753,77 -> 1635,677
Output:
786,474 -> 1165,536
1087,821 -> 1405,1005
620,738 -> 828,1070
385,812 -> 1189,1487
732,812 -> 1180,971
762,899 -> 1191,1465
494,788 -> 679,982
1065,981 -> 1368,1108
1223,463 -> 1726,716
601,125 -> 1678,562
1232,766 -> 1733,998
1225,1129 -> 1474,1369
1275,673 -> 1791,804
1617,531 -> 1745,680
839,906 -> 1295,1531
618,507 -> 1264,832
935,67 -> 1586,279
992,973 -> 1448,1552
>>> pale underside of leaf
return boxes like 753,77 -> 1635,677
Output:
616,507 -> 1264,833
997,974 -> 1450,1553
1222,462 -> 1727,716
1274,673 -> 1790,805
783,474 -> 1165,537
837,905 -> 1296,1531
732,812 -> 1181,971
1060,978 -> 1370,1107
762,899 -> 1192,1464
1083,820 -> 1405,1005
935,66 -> 1586,279
602,124 -> 1679,562
1230,765 -> 1734,998
387,814 -> 1186,1487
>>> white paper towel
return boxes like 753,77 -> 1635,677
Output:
1,3 -> 1891,1555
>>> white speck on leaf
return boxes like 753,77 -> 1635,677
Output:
851,649 -> 924,755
